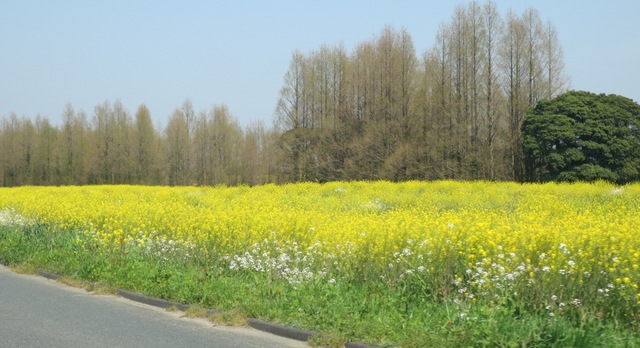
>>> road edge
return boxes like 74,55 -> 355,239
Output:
0,260 -> 378,348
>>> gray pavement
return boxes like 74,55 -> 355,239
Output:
0,265 -> 307,348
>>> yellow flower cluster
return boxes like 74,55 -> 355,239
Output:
1,181 -> 639,313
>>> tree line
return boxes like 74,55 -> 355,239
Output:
275,1 -> 567,182
0,101 -> 279,186
0,1 -> 569,187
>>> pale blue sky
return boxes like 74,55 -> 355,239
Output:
1,1 -> 639,128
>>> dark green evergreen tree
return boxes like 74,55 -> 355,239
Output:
523,91 -> 640,183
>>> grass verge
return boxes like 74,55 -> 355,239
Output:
1,223 -> 639,347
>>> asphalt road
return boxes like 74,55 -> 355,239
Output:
0,265 -> 306,348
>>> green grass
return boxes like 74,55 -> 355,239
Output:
1,224 -> 638,347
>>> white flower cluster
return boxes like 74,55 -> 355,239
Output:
380,240 -> 432,283
361,198 -> 390,212
464,252 -> 528,296
223,239 -> 336,285
545,294 -> 582,317
0,209 -> 31,227
128,231 -> 196,262
597,283 -> 615,297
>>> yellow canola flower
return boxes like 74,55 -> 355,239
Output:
0,181 -> 638,310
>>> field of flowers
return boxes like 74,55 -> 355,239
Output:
1,181 -> 639,346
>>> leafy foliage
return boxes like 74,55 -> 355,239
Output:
523,91 -> 640,183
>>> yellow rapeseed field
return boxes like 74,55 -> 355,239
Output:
1,181 -> 639,319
